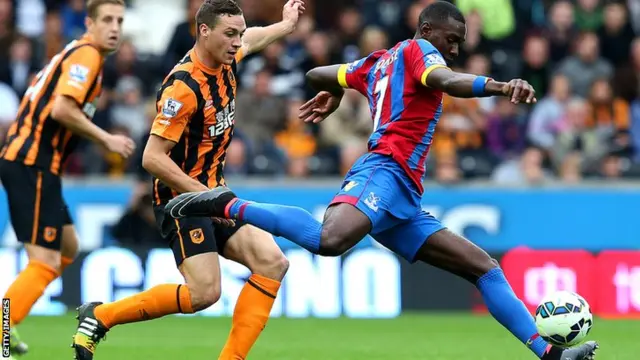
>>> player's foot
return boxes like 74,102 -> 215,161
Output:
9,327 -> 28,356
71,302 -> 108,360
542,341 -> 599,360
165,187 -> 237,219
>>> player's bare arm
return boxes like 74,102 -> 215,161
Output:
299,65 -> 344,123
142,135 -> 209,194
239,0 -> 305,56
305,65 -> 344,95
51,95 -> 135,158
425,67 -> 537,104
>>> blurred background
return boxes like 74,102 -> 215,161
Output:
1,0 -> 640,324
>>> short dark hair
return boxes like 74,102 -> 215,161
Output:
195,0 -> 243,34
87,0 -> 125,19
418,1 -> 465,28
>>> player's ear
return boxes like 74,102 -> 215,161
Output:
84,15 -> 94,31
199,23 -> 210,39
419,22 -> 432,39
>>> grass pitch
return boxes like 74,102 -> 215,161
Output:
10,313 -> 638,359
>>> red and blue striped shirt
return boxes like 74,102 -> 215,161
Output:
337,39 -> 449,194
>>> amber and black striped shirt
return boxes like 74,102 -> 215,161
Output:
0,34 -> 104,175
151,48 -> 243,205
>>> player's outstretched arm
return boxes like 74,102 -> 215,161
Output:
240,0 -> 305,57
425,67 -> 537,104
142,135 -> 210,194
306,65 -> 344,96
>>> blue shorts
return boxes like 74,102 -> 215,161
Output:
330,153 -> 446,262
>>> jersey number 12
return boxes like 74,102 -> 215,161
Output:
373,75 -> 389,131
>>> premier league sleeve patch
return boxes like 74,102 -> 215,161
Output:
162,98 -> 184,118
425,54 -> 446,66
69,64 -> 90,84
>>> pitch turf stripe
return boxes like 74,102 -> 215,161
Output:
247,279 -> 276,299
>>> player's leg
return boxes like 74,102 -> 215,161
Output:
409,223 -> 597,359
72,214 -> 221,360
216,224 -> 289,359
165,187 -> 370,256
165,155 -> 391,256
221,196 -> 370,256
0,161 -> 70,356
59,211 -> 80,273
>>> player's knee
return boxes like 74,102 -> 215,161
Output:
474,256 -> 501,280
250,250 -> 290,281
25,244 -> 61,270
318,228 -> 350,257
189,283 -> 221,311
318,204 -> 370,257
480,257 -> 500,273
318,243 -> 348,256
60,235 -> 79,260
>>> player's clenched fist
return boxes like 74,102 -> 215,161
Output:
501,79 -> 537,104
282,0 -> 305,27
105,134 -> 136,158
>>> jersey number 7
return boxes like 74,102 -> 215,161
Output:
373,75 -> 389,132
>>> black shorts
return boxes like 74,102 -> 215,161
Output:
0,159 -> 73,250
153,204 -> 246,266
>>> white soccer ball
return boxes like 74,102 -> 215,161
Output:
534,291 -> 593,348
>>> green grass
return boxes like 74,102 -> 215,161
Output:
10,313 -> 639,359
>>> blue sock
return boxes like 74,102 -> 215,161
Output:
228,199 -> 322,253
477,268 -> 550,358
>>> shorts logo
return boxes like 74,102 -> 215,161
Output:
43,227 -> 57,242
162,98 -> 183,118
364,192 -> 379,212
343,181 -> 358,192
189,228 -> 204,244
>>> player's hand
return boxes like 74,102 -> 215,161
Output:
299,91 -> 342,123
105,134 -> 136,158
501,79 -> 537,104
282,0 -> 305,29
212,217 -> 236,227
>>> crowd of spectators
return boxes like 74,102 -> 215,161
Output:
1,0 -> 639,186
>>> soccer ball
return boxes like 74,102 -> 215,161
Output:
534,291 -> 593,348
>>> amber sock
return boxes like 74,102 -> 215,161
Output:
94,284 -> 194,329
60,256 -> 74,272
218,274 -> 281,360
4,260 -> 59,326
